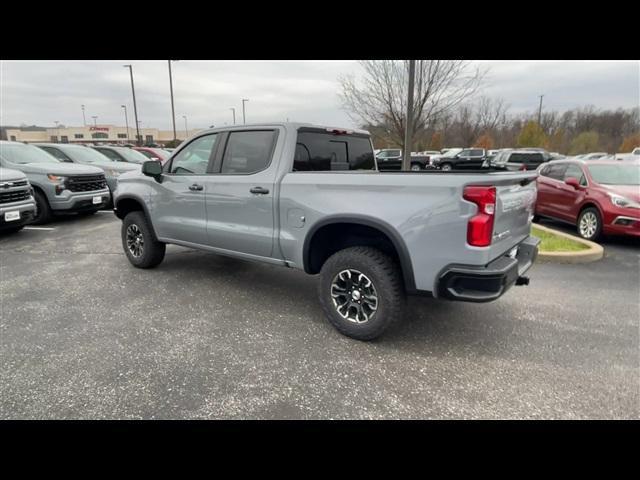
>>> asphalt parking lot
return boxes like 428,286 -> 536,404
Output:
1,212 -> 638,419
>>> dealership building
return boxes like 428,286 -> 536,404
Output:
1,124 -> 203,146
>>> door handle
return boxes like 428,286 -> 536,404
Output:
250,186 -> 269,194
189,183 -> 203,191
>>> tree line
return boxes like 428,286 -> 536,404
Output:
339,61 -> 639,155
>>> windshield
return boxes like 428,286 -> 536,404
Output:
113,147 -> 148,164
588,164 -> 640,185
442,148 -> 463,157
64,146 -> 114,163
0,143 -> 60,164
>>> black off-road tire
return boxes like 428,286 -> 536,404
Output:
32,190 -> 52,225
440,162 -> 453,171
318,246 -> 406,341
577,207 -> 602,241
122,211 -> 166,268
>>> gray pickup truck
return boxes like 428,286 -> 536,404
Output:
0,167 -> 38,233
113,123 -> 540,340
0,141 -> 110,224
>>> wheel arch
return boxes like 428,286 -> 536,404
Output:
114,195 -> 159,241
302,215 -> 416,292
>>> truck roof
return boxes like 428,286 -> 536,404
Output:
194,122 -> 371,137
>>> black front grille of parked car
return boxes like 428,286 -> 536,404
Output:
65,175 -> 107,192
0,189 -> 30,204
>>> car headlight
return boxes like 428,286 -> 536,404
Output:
47,174 -> 67,183
608,192 -> 640,209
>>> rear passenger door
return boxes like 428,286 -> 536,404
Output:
555,163 -> 587,221
202,128 -> 281,258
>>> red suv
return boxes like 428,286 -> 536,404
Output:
535,159 -> 640,240
132,147 -> 172,165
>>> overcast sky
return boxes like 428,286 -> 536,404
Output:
1,60 -> 638,130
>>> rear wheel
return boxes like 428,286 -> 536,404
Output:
440,163 -> 453,171
318,246 -> 405,341
32,190 -> 52,225
122,211 -> 166,268
410,163 -> 422,171
577,207 -> 602,241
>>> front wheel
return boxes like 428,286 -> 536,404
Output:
440,163 -> 453,171
410,163 -> 422,171
122,211 -> 166,268
577,207 -> 602,241
32,190 -> 52,225
318,246 -> 405,341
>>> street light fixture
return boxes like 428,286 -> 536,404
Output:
230,107 -> 236,125
182,115 -> 188,139
123,64 -> 141,146
81,105 -> 86,126
121,105 -> 130,144
242,98 -> 249,124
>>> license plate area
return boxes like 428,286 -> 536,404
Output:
4,211 -> 20,222
92,196 -> 102,205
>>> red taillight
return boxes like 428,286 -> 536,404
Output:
463,186 -> 496,247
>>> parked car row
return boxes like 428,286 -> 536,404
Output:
0,140 -> 175,225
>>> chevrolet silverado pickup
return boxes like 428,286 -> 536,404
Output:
113,123 -> 540,340
0,167 -> 37,233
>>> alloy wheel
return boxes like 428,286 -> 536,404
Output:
579,211 -> 598,239
126,224 -> 144,258
330,269 -> 378,324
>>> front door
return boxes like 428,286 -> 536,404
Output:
202,129 -> 280,258
149,133 -> 219,245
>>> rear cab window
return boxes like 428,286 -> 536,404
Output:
293,128 -> 375,172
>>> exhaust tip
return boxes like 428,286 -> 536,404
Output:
515,276 -> 530,286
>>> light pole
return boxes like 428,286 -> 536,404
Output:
92,116 -> 98,127
81,105 -> 86,126
537,94 -> 545,126
168,60 -> 178,142
121,105 -> 130,144
54,121 -> 60,143
182,115 -> 188,139
123,64 -> 141,146
242,98 -> 249,124
402,60 -> 416,171
230,107 -> 236,125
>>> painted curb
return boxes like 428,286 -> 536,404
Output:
533,223 -> 604,264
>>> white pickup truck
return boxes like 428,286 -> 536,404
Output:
114,123 -> 540,340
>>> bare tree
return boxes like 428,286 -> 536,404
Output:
339,61 -> 487,154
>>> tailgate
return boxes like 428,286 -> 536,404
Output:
491,175 -> 537,256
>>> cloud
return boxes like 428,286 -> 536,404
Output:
1,60 -> 638,130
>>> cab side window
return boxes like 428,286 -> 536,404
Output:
42,147 -> 72,162
169,134 -> 218,175
96,148 -> 122,162
220,130 -> 276,174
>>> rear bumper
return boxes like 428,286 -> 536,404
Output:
436,235 -> 540,302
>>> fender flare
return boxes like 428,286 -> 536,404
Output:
302,214 -> 417,292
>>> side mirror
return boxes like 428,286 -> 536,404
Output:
565,177 -> 580,189
142,160 -> 162,180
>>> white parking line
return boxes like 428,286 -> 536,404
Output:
97,211 -> 115,214
23,226 -> 56,231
